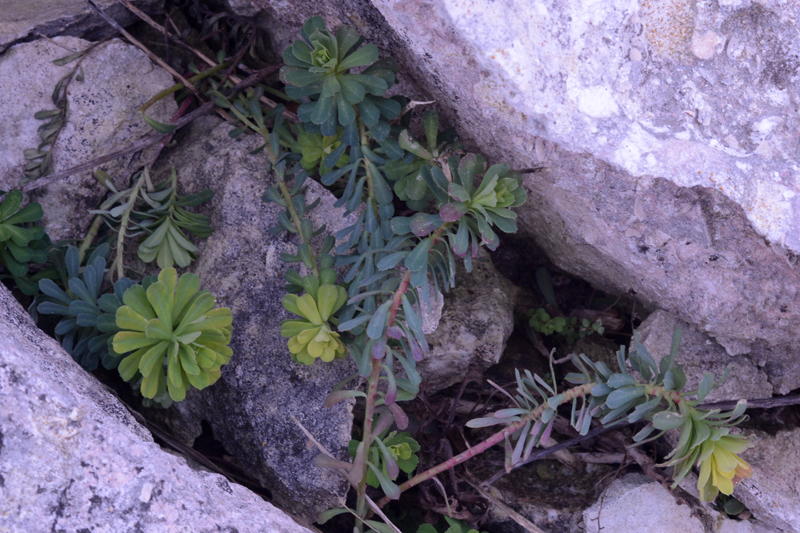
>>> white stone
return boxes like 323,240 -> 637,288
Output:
0,284 -> 313,533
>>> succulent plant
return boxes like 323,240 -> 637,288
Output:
0,189 -> 48,293
281,283 -> 348,365
36,244 -> 132,371
292,123 -> 349,176
134,168 -> 213,269
439,154 -> 526,250
112,267 -> 232,402
280,16 -> 401,135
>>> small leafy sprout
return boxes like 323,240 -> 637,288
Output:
280,16 -> 401,135
281,277 -> 348,364
438,154 -> 526,250
112,267 -> 233,402
349,431 -> 420,489
135,168 -> 214,268
36,244 -> 132,371
291,123 -> 349,176
0,190 -> 48,290
528,308 -> 605,345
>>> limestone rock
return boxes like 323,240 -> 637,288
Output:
149,116 -> 357,523
0,0 -> 162,53
735,428 -> 800,532
635,310 -> 772,402
0,36 -> 176,241
420,249 -> 517,393
225,0 -> 800,393
583,474 -> 779,533
0,283 -> 313,533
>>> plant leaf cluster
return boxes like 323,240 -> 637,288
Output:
528,307 -> 605,344
91,167 -> 213,276
0,189 -> 49,295
280,16 -> 401,136
469,327 -> 753,502
36,244 -> 131,371
112,267 -> 233,402
348,430 -> 419,492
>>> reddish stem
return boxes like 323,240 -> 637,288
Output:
375,382 -> 596,508
386,270 -> 412,328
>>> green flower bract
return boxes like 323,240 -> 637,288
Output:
112,267 -> 233,402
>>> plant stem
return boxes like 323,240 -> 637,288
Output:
112,169 -> 147,281
375,382 -> 596,508
355,270 -> 414,527
271,154 -> 320,279
387,271 -> 412,327
355,356 -> 383,525
77,214 -> 104,263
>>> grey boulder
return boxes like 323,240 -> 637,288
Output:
149,116 -> 357,523
0,283 -> 313,533
0,36 -> 176,241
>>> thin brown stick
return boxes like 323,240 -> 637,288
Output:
86,0 -> 202,99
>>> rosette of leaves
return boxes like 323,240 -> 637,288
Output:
280,16 -> 401,136
0,189 -> 49,294
348,431 -> 419,491
112,267 -> 233,402
437,153 -> 526,251
387,111 -> 461,211
291,123 -> 349,176
36,245 -> 133,371
135,169 -> 214,268
281,279 -> 348,365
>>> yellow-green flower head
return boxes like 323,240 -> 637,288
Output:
280,284 -> 348,365
388,441 -> 413,461
112,268 -> 233,402
697,435 -> 754,501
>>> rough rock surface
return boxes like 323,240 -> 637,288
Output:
583,474 -> 779,533
149,116 -> 357,523
0,283 -> 313,533
0,36 -> 175,241
636,310 -> 772,402
420,249 -> 518,393
0,0 -> 162,53
735,428 -> 800,532
227,0 -> 800,393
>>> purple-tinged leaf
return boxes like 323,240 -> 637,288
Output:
324,389 -> 365,408
372,338 -> 387,359
408,335 -> 423,361
388,403 -> 409,429
348,442 -> 365,484
374,438 -> 400,479
439,202 -> 468,222
384,365 -> 397,405
386,326 -> 404,339
409,212 -> 442,237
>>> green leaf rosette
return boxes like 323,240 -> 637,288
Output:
280,16 -> 401,135
281,284 -> 348,364
112,267 -> 233,402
